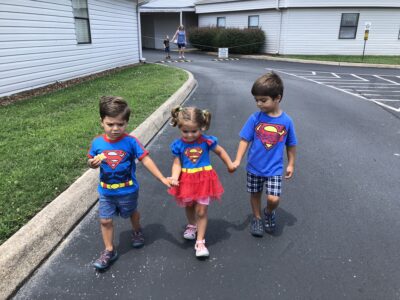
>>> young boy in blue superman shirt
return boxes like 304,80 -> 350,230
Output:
233,72 -> 297,237
88,96 -> 171,270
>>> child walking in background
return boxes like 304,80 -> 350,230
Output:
233,72 -> 297,237
88,96 -> 171,270
163,35 -> 171,60
168,106 -> 235,258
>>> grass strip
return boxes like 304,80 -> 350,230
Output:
0,64 -> 187,244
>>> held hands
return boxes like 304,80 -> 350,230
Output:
167,177 -> 179,187
227,160 -> 240,173
160,177 -> 172,188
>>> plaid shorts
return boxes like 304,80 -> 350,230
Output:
246,172 -> 282,196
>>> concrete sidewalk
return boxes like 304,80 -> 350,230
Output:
0,68 -> 196,300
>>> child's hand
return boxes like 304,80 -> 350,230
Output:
161,177 -> 172,188
88,157 -> 102,169
232,160 -> 240,170
227,163 -> 236,173
285,165 -> 294,179
167,177 -> 179,187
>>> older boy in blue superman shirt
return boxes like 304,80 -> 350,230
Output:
233,72 -> 297,237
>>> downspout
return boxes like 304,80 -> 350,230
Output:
137,0 -> 144,62
276,0 -> 282,55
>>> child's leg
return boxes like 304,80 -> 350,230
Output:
195,204 -> 208,241
266,195 -> 280,213
250,192 -> 262,219
130,210 -> 141,231
100,218 -> 114,251
185,205 -> 196,225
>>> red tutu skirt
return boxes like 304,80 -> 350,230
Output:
168,169 -> 224,207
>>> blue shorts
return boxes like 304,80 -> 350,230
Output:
99,192 -> 138,219
164,46 -> 170,53
246,172 -> 282,196
177,43 -> 186,49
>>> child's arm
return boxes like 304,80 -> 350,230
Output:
213,145 -> 235,173
169,157 -> 181,186
140,155 -> 171,187
233,139 -> 249,169
285,145 -> 296,179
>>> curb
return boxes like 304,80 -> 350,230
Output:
0,69 -> 196,300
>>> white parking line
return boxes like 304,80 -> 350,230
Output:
374,75 -> 400,85
331,73 -> 340,78
351,74 -> 369,81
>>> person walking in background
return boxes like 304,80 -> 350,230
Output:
172,25 -> 187,59
163,35 -> 171,60
168,106 -> 235,258
88,96 -> 171,270
233,72 -> 297,237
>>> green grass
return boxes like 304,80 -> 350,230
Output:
0,64 -> 188,244
275,55 -> 400,65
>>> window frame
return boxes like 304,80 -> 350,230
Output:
338,13 -> 359,39
72,0 -> 92,44
217,17 -> 226,28
248,15 -> 259,29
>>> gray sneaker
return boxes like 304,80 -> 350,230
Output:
264,209 -> 276,233
250,216 -> 264,237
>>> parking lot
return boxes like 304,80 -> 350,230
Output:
272,69 -> 400,112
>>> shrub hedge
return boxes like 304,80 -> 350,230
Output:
188,27 -> 265,54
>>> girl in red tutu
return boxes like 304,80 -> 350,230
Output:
168,106 -> 235,257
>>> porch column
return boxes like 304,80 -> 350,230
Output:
180,11 -> 182,26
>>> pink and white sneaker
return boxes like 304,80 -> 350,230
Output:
195,240 -> 209,257
183,224 -> 197,240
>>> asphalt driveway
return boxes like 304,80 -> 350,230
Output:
14,50 -> 400,299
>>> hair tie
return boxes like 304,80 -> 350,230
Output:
178,107 -> 183,112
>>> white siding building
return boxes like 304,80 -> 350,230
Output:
0,0 -> 141,97
195,0 -> 400,55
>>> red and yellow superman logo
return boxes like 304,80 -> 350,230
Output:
103,150 -> 126,169
184,147 -> 203,163
255,123 -> 287,150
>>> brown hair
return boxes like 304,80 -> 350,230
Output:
99,96 -> 131,121
170,106 -> 211,130
251,72 -> 284,100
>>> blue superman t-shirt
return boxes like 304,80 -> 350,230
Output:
240,111 -> 297,176
88,133 -> 149,196
170,134 -> 217,168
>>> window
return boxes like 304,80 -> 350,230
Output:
217,17 -> 226,28
248,15 -> 259,28
72,0 -> 91,44
339,13 -> 359,39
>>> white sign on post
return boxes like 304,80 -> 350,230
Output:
218,48 -> 229,59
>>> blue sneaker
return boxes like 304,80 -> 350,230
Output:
250,216 -> 264,237
93,249 -> 118,270
264,209 -> 276,233
132,229 -> 145,248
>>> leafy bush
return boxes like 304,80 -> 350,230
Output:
188,27 -> 265,54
